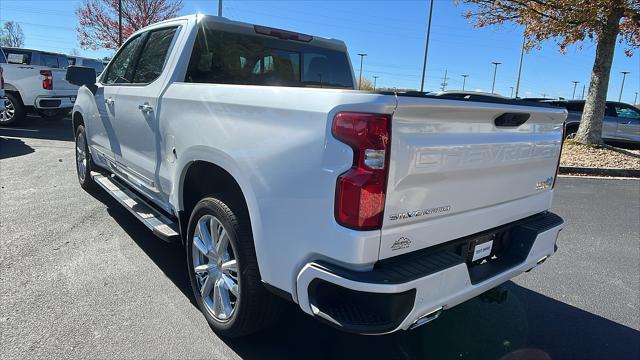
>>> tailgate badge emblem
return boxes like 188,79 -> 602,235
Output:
536,177 -> 553,190
391,237 -> 411,251
389,205 -> 451,221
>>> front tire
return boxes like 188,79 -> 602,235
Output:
186,197 -> 282,338
74,124 -> 95,191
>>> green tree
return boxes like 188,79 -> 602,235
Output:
460,0 -> 639,145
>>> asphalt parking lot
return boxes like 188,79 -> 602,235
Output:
1,116 -> 639,360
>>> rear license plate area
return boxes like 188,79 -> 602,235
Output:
462,232 -> 501,264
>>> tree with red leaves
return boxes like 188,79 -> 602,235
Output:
76,0 -> 183,50
460,0 -> 639,145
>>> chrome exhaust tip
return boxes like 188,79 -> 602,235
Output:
536,255 -> 548,265
409,306 -> 443,330
527,255 -> 550,272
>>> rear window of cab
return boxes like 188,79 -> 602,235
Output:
185,24 -> 354,89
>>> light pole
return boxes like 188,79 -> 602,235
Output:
218,0 -> 223,16
118,0 -> 122,46
440,69 -> 448,91
357,53 -> 367,90
461,74 -> 469,91
510,86 -> 514,98
634,92 -> 638,105
571,81 -> 579,99
420,0 -> 434,93
491,62 -> 501,94
541,93 -> 547,99
373,76 -> 379,91
619,71 -> 630,102
515,34 -> 525,98
581,84 -> 586,99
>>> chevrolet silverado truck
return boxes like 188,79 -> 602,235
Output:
66,15 -> 566,337
1,47 -> 77,125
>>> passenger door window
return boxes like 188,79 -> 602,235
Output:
132,27 -> 178,84
103,35 -> 144,84
613,105 -> 640,119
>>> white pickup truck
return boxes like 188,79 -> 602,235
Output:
67,15 -> 566,337
0,47 -> 78,125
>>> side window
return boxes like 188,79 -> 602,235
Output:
104,35 -> 144,85
614,105 -> 640,119
40,54 -> 59,68
4,49 -> 32,65
604,104 -> 618,117
86,59 -> 105,74
132,27 -> 178,84
58,56 -> 69,69
564,102 -> 585,112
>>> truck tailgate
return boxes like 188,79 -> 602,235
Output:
380,97 -> 566,259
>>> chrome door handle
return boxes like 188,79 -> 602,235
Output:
104,97 -> 114,105
138,103 -> 153,113
619,121 -> 632,125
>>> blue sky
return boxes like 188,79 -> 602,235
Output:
1,0 -> 638,101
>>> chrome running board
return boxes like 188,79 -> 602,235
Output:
91,172 -> 180,242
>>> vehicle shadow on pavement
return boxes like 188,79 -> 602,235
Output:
223,283 -> 640,360
0,116 -> 73,142
86,186 -> 198,307
0,136 -> 34,159
87,185 -> 640,360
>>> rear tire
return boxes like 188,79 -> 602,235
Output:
0,93 -> 25,126
186,197 -> 282,338
74,124 -> 95,191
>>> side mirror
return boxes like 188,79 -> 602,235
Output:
66,66 -> 96,87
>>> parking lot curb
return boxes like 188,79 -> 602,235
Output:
559,166 -> 640,178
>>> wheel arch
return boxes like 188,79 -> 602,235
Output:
180,160 -> 250,221
72,110 -> 84,131
176,155 -> 268,279
174,151 -> 263,254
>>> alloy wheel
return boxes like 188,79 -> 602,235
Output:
76,130 -> 87,182
1,98 -> 14,123
192,214 -> 240,322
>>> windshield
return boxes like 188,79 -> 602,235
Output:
185,23 -> 354,89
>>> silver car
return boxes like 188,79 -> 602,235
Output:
550,100 -> 640,144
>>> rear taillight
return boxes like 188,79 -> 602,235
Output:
0,65 -> 4,89
552,123 -> 566,188
332,112 -> 391,230
40,70 -> 53,90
